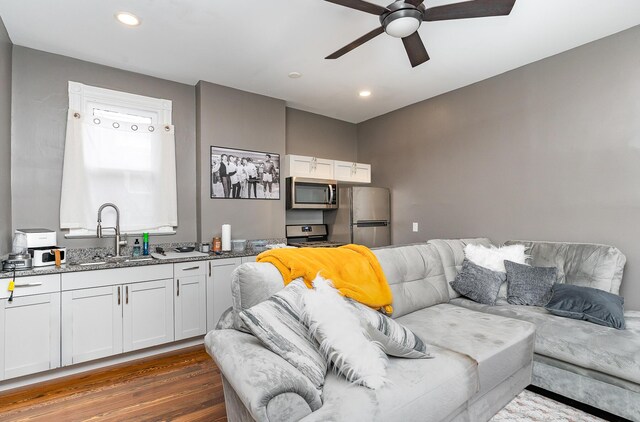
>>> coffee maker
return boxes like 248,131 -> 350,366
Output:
17,228 -> 67,268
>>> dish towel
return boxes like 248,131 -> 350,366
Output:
257,244 -> 393,314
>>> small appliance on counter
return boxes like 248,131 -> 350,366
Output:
286,224 -> 346,248
16,228 -> 67,267
2,253 -> 33,271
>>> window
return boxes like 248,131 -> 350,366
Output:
60,82 -> 178,237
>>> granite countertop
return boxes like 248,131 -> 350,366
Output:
0,239 -> 286,279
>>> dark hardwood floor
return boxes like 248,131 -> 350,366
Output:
0,345 -> 227,422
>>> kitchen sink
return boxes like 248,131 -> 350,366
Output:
74,256 -> 154,266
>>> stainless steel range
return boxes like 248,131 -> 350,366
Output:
286,224 -> 346,248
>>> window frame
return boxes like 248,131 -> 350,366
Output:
64,81 -> 176,238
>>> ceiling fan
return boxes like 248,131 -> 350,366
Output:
324,0 -> 517,67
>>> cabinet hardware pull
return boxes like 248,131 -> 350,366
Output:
118,286 -> 121,305
126,286 -> 129,304
177,279 -> 180,296
209,261 -> 211,277
182,266 -> 199,271
14,282 -> 43,287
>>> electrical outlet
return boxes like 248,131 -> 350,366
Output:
412,222 -> 419,232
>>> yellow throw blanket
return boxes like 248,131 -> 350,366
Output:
257,244 -> 393,314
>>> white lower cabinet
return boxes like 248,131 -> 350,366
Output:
174,262 -> 207,340
123,279 -> 174,352
61,265 -> 175,366
206,258 -> 241,332
1,292 -> 61,380
61,286 -> 122,365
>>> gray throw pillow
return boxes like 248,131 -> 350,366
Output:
505,260 -> 556,306
545,283 -> 626,329
450,259 -> 506,305
347,299 -> 432,359
240,280 -> 327,389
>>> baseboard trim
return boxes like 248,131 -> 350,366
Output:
0,337 -> 204,392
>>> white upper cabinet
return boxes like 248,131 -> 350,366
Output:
334,160 -> 371,183
285,155 -> 335,180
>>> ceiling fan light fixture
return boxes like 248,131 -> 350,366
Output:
382,9 -> 422,38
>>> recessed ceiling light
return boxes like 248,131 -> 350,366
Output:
359,90 -> 372,97
115,12 -> 141,27
288,72 -> 302,79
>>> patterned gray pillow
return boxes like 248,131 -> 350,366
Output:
505,260 -> 557,306
450,259 -> 506,305
348,299 -> 432,359
240,280 -> 327,389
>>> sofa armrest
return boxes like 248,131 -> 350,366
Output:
205,329 -> 323,422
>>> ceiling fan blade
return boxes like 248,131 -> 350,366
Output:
324,0 -> 389,15
326,26 -> 385,59
424,0 -> 516,21
402,32 -> 430,67
404,0 -> 425,6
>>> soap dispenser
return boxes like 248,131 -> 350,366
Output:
133,239 -> 141,257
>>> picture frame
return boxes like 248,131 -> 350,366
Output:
210,146 -> 280,200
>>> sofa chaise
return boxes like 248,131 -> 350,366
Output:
205,239 -> 639,421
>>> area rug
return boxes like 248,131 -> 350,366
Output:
491,390 -> 605,422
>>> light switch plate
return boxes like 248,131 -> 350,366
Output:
412,222 -> 419,232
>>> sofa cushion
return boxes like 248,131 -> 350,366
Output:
240,279 -> 327,389
545,283 -> 626,329
373,243 -> 449,318
505,260 -> 557,306
427,238 -> 494,299
504,241 -> 626,295
450,259 -> 506,305
450,297 -> 640,385
299,345 -> 479,422
231,262 -> 286,330
396,303 -> 536,396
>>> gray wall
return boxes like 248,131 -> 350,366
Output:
286,108 -> 358,161
0,18 -> 11,255
10,46 -> 197,248
196,81 -> 286,242
358,25 -> 640,310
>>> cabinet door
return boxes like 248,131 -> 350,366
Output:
287,155 -> 334,179
1,293 -> 61,380
175,274 -> 206,340
62,286 -> 122,366
206,259 -> 241,332
241,256 -> 258,264
122,279 -> 174,352
334,160 -> 371,183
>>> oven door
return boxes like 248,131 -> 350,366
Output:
287,177 -> 338,210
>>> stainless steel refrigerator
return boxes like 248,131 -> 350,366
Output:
326,186 -> 391,248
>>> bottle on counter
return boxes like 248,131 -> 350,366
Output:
133,239 -> 141,257
143,233 -> 149,255
213,237 -> 222,254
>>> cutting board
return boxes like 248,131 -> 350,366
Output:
151,251 -> 209,260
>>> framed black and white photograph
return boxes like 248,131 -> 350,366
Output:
210,146 -> 280,199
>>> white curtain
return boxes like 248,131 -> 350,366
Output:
60,110 -> 178,232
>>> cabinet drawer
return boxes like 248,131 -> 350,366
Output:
62,264 -> 174,291
0,274 -> 61,299
174,261 -> 207,277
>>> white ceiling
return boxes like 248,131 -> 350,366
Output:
1,0 -> 640,123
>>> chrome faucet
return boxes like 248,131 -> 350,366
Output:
97,203 -> 128,257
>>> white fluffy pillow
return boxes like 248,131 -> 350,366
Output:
464,244 -> 529,300
464,243 -> 528,273
302,275 -> 388,390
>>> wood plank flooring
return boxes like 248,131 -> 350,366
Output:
0,345 -> 227,422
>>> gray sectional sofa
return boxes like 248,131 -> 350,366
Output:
205,239 -> 639,421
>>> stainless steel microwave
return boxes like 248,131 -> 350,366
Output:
286,177 -> 338,210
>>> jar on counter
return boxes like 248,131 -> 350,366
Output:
212,237 -> 222,253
